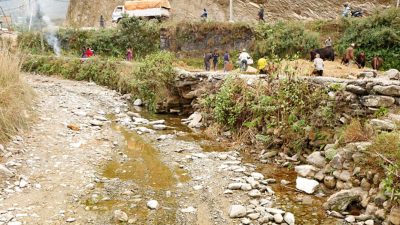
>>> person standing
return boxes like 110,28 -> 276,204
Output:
325,37 -> 332,47
204,51 -> 212,71
212,49 -> 219,71
201,9 -> 208,21
258,7 -> 265,21
100,15 -> 105,28
223,51 -> 230,72
342,3 -> 351,17
313,54 -> 324,76
257,56 -> 267,74
238,49 -> 251,72
126,48 -> 133,61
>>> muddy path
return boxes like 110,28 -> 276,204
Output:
0,74 -> 293,225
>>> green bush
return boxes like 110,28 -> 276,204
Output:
201,75 -> 337,152
19,17 -> 160,59
254,21 -> 320,59
337,8 -> 400,70
22,51 -> 176,112
130,51 -> 176,111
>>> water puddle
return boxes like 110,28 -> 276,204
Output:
87,120 -> 189,224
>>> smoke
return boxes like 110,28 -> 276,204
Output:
28,0 -> 62,56
42,15 -> 61,56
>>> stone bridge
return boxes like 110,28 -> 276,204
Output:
157,68 -> 400,115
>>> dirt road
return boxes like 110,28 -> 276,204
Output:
0,75 -> 293,225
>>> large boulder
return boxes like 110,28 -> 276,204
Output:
323,188 -> 367,212
306,151 -> 326,168
361,95 -> 395,108
384,69 -> 400,80
296,177 -> 319,194
373,85 -> 400,97
370,119 -> 396,131
346,85 -> 367,95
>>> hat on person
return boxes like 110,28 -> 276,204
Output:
351,43 -> 355,47
242,49 -> 246,52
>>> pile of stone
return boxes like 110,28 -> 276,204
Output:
224,168 -> 295,225
290,140 -> 399,224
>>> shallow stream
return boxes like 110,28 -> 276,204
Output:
90,110 -> 339,224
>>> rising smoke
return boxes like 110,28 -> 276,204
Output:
28,0 -> 62,56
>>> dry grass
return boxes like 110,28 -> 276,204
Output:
343,119 -> 371,143
0,50 -> 34,144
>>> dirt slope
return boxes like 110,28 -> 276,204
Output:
66,0 -> 392,27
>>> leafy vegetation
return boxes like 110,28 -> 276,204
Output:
367,132 -> 400,204
19,17 -> 161,58
22,51 -> 176,112
201,75 -> 337,153
337,8 -> 400,70
254,21 -> 320,59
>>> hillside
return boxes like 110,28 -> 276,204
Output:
66,0 -> 393,27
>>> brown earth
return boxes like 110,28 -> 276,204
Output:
66,0 -> 393,27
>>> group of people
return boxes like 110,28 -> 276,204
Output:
204,49 -> 231,72
204,49 -> 269,73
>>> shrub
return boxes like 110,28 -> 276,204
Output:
130,51 -> 176,111
0,51 -> 33,143
368,132 -> 400,203
254,21 -> 320,59
337,8 -> 400,70
201,75 -> 337,153
19,17 -> 160,58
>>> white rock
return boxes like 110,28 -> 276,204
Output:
153,124 -> 167,130
265,208 -> 285,215
19,178 -> 28,188
193,185 -> 203,190
188,112 -> 202,128
296,177 -> 319,194
295,165 -> 317,177
149,120 -> 165,125
306,151 -> 326,168
241,218 -> 251,224
345,215 -> 356,223
251,172 -> 264,180
228,183 -> 244,190
240,183 -> 252,191
273,213 -> 284,223
180,206 -> 196,213
66,218 -> 76,223
365,219 -> 374,225
147,200 -> 159,209
229,205 -> 247,218
93,115 -> 107,121
284,212 -> 295,225
114,209 -> 128,222
0,164 -> 14,177
248,189 -> 262,198
89,120 -> 103,126
134,127 -> 154,134
134,99 -> 143,106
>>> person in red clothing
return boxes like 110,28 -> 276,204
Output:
86,48 -> 94,58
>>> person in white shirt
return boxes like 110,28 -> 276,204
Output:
313,54 -> 324,76
238,49 -> 251,72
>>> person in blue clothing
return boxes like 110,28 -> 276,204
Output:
201,8 -> 208,21
223,51 -> 230,72
212,48 -> 219,71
